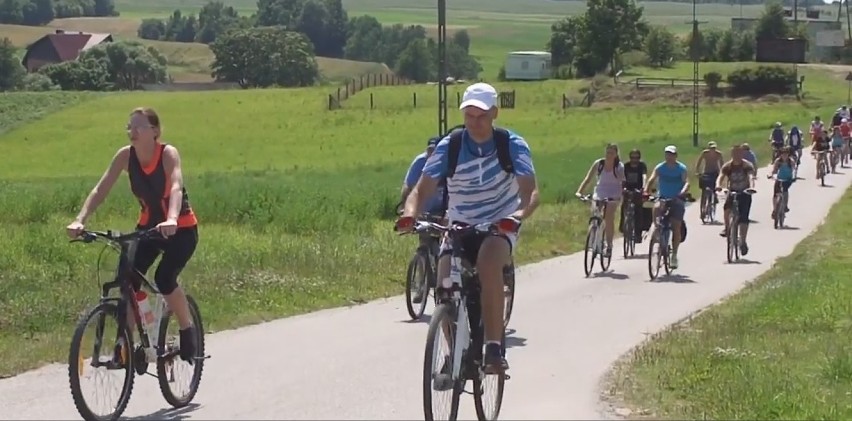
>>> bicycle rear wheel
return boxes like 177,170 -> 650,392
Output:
424,303 -> 462,421
700,190 -> 710,224
405,251 -> 430,320
68,302 -> 135,421
583,222 -> 598,277
157,294 -> 206,408
502,264 -> 515,330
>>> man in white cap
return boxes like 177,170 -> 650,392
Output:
396,82 -> 539,376
643,145 -> 689,269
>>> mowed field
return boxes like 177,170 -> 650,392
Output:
0,58 -> 847,377
0,0 -> 822,82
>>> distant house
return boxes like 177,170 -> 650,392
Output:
22,30 -> 113,72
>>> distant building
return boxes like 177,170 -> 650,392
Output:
731,17 -> 842,62
22,30 -> 113,72
503,51 -> 552,81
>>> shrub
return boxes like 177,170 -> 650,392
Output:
703,71 -> 723,94
726,65 -> 796,96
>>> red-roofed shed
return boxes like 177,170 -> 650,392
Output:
22,30 -> 113,72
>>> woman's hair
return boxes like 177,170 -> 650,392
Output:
605,143 -> 621,166
131,107 -> 161,139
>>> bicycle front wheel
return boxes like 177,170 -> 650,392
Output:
157,294 -> 206,408
405,251 -> 430,320
727,219 -> 739,263
68,302 -> 135,421
623,211 -> 634,258
424,303 -> 462,421
647,236 -> 661,280
473,333 -> 505,421
583,223 -> 597,277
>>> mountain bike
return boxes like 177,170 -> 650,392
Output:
768,175 -> 791,229
401,214 -> 444,320
814,150 -> 828,186
698,174 -> 718,225
646,195 -> 676,280
621,189 -> 642,258
578,195 -> 618,277
412,220 -> 518,421
720,189 -> 756,263
68,228 -> 209,421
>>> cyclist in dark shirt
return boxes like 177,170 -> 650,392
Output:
621,149 -> 649,243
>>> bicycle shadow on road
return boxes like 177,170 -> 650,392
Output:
504,328 -> 528,349
652,274 -> 695,283
128,402 -> 201,420
591,271 -> 629,280
401,313 -> 432,325
779,225 -> 800,230
730,258 -> 760,265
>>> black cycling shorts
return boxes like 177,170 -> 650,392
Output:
439,230 -> 512,266
133,226 -> 198,295
723,192 -> 752,223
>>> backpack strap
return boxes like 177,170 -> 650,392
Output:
493,127 -> 514,174
445,128 -> 465,178
596,158 -> 605,175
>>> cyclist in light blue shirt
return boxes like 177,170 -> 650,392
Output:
769,146 -> 796,218
644,145 -> 689,269
399,137 -> 445,216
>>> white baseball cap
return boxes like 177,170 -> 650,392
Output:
664,145 -> 677,154
459,82 -> 498,111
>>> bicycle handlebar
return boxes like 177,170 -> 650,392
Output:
577,194 -> 618,203
717,188 -> 757,195
70,228 -> 162,245
398,218 -> 521,237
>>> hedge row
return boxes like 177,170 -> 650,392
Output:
702,65 -> 797,96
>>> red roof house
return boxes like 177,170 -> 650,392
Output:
22,30 -> 113,72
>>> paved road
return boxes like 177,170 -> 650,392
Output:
2,150 -> 850,420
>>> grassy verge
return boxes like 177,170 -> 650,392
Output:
608,189 -> 852,420
0,91 -> 97,135
0,80 -> 824,377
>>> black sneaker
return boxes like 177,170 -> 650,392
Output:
179,327 -> 197,363
483,343 -> 508,374
740,242 -> 749,256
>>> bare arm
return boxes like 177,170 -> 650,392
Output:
513,174 -> 539,220
74,147 -> 129,224
402,175 -> 438,218
162,145 -> 185,221
715,163 -> 728,189
398,185 -> 412,209
575,162 -> 597,195
643,166 -> 658,193
679,169 -> 690,196
694,151 -> 705,173
748,164 -> 756,190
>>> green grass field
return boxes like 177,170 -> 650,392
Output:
608,189 -> 852,420
0,58 -> 845,376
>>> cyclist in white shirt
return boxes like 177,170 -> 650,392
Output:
811,116 -> 824,144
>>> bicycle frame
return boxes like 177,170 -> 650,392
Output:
76,229 -> 174,363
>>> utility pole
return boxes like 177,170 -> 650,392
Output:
687,0 -> 707,148
437,0 -> 448,137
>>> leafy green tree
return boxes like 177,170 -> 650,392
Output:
754,1 -> 790,40
547,16 -> 584,69
716,29 -> 736,62
645,25 -> 676,67
396,38 -> 432,82
0,37 -> 25,90
452,29 -> 470,52
138,18 -> 165,40
210,26 -> 318,88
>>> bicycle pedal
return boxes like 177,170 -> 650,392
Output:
196,354 -> 211,360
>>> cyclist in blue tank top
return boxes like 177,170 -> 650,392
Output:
769,146 -> 796,217
643,145 -> 689,269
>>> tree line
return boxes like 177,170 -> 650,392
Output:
138,0 -> 481,87
547,0 -> 809,78
0,0 -> 116,26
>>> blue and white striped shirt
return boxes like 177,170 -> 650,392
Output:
422,128 -> 535,225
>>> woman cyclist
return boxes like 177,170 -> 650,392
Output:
768,146 -> 796,218
65,107 -> 199,362
575,143 -> 625,257
831,126 -> 845,171
621,148 -> 648,243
